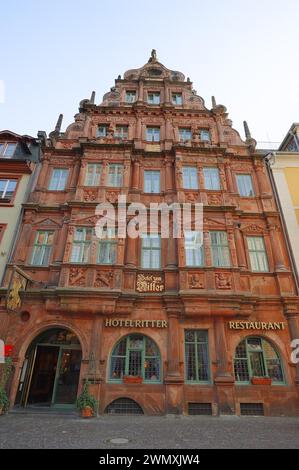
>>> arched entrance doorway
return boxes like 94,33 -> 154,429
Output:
15,328 -> 82,409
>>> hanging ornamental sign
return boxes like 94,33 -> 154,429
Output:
6,267 -> 31,312
136,273 -> 165,293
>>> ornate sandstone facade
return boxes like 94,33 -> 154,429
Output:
1,52 -> 299,416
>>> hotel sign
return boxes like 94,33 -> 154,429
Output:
229,321 -> 285,331
136,274 -> 164,293
105,319 -> 168,328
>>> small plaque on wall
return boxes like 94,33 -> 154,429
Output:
136,273 -> 165,293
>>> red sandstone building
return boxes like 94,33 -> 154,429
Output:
1,51 -> 299,416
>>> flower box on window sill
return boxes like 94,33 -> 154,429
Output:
123,375 -> 143,384
251,376 -> 272,386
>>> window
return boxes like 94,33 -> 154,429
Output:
48,169 -> 68,191
108,164 -> 123,187
144,170 -> 160,193
172,93 -> 183,105
96,125 -> 108,138
185,330 -> 210,382
70,227 -> 93,263
97,227 -> 117,264
210,231 -> 231,267
203,167 -> 220,190
184,231 -> 204,266
234,337 -> 284,384
141,235 -> 161,269
179,128 -> 192,142
125,91 -> 136,103
0,179 -> 17,201
237,174 -> 255,197
199,129 -> 211,142
30,231 -> 54,266
115,125 -> 129,140
85,163 -> 102,186
110,334 -> 161,382
0,143 -> 17,158
147,92 -> 160,105
183,167 -> 198,189
247,236 -> 269,272
146,127 -> 160,142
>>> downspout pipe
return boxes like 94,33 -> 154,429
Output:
265,152 -> 299,295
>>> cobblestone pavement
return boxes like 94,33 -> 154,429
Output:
0,412 -> 299,449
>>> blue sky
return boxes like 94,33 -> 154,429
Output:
1,0 -> 299,146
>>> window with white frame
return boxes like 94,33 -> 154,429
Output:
84,163 -> 102,186
146,127 -> 160,142
183,167 -> 198,189
179,128 -> 192,142
185,330 -> 210,382
141,234 -> 161,269
199,129 -> 211,142
70,227 -> 93,263
247,236 -> 269,272
115,125 -> 129,139
237,174 -> 255,197
144,170 -> 160,193
203,167 -> 220,190
108,164 -> 123,187
172,93 -> 183,105
125,91 -> 136,103
48,168 -> 68,191
97,227 -> 117,264
210,231 -> 231,267
184,231 -> 204,266
96,125 -> 108,138
0,179 -> 17,201
147,92 -> 160,105
30,231 -> 54,266
0,143 -> 17,158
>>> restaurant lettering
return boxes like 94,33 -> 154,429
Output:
229,321 -> 285,331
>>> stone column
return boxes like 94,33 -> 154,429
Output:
224,162 -> 235,193
70,158 -> 81,191
125,235 -> 137,268
269,225 -> 287,270
132,160 -> 140,190
54,218 -> 69,263
36,157 -> 50,190
165,312 -> 181,379
166,218 -> 177,268
228,229 -> 238,268
138,80 -> 144,102
204,231 -> 212,267
165,161 -> 173,192
214,317 -> 236,415
234,225 -> 247,270
254,160 -> 271,196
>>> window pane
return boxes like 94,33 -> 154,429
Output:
108,164 -> 123,187
96,125 -> 107,137
247,236 -> 269,272
49,169 -> 68,190
200,130 -> 210,141
237,174 -> 254,197
210,231 -> 230,267
98,242 -> 117,264
183,167 -> 198,189
146,127 -> 160,142
203,168 -> 220,190
185,330 -> 209,382
179,128 -> 192,141
85,164 -> 102,186
172,93 -> 182,105
144,171 -> 160,193
125,91 -> 136,103
4,143 -> 16,157
148,93 -> 160,105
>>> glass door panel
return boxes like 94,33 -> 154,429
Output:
54,349 -> 82,405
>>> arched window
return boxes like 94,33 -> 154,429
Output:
109,334 -> 161,383
234,337 -> 284,384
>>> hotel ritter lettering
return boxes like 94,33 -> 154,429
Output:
1,52 -> 299,416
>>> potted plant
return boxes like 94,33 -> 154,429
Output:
0,357 -> 12,416
251,376 -> 272,386
123,375 -> 143,384
76,380 -> 98,418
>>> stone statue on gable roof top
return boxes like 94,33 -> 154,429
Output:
148,49 -> 157,63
